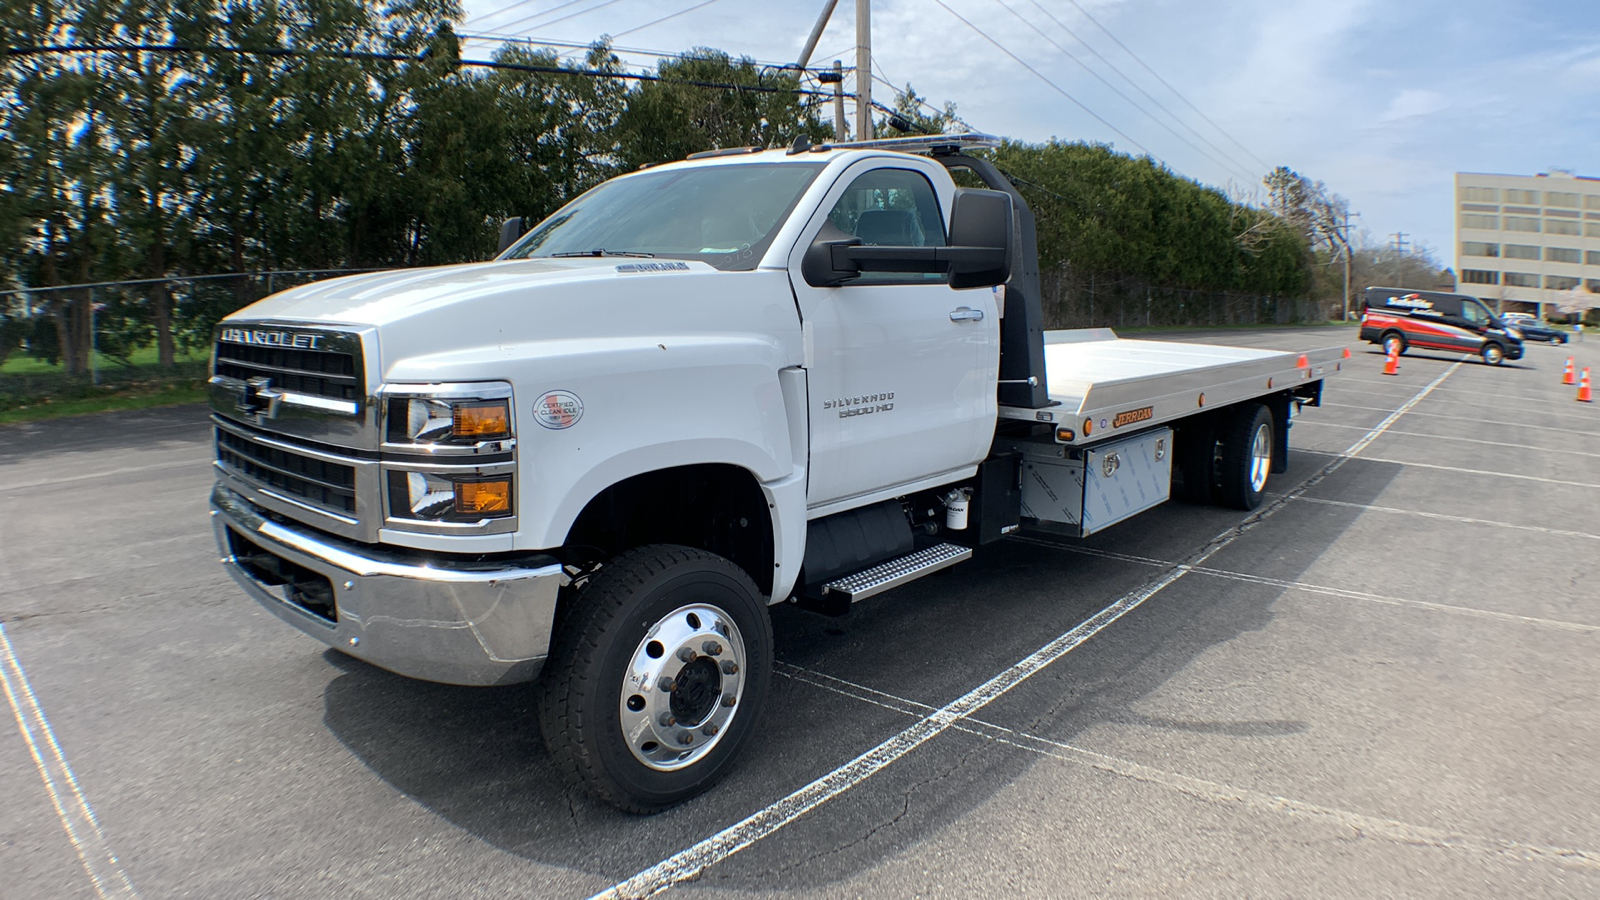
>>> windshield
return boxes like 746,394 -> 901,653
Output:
503,162 -> 826,271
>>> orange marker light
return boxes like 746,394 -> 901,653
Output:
1082,417 -> 1093,436
453,401 -> 511,439
455,479 -> 512,514
1056,427 -> 1076,442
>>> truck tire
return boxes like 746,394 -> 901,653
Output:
1481,343 -> 1505,365
1216,403 -> 1273,511
536,544 -> 772,813
1381,331 -> 1406,356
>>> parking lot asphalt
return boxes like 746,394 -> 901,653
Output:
2,326 -> 1597,899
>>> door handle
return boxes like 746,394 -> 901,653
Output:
949,307 -> 984,322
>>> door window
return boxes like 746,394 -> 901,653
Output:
825,168 -> 947,283
1462,301 -> 1490,327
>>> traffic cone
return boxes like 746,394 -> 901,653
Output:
1579,368 -> 1593,403
1382,346 -> 1399,376
1563,357 -> 1576,385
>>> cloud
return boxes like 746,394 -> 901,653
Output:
1378,88 -> 1448,123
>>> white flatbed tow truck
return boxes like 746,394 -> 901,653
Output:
206,133 -> 1343,811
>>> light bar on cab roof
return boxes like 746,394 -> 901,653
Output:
813,133 -> 1002,154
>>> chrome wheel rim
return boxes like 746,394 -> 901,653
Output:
1248,422 -> 1271,493
619,603 -> 746,771
1485,345 -> 1503,364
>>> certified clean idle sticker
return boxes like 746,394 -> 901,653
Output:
534,391 -> 583,429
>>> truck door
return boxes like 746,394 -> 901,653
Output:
787,161 -> 1000,510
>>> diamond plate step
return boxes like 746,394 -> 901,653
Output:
822,542 -> 973,602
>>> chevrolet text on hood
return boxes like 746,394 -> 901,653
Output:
206,133 -> 1344,812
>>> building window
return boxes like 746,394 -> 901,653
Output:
1588,222 -> 1600,237
1588,250 -> 1600,266
1504,244 -> 1541,260
1546,208 -> 1581,218
1545,191 -> 1580,208
1546,219 -> 1581,235
1460,203 -> 1499,213
1503,272 -> 1539,287
1587,195 -> 1600,210
1547,247 -> 1582,264
1588,280 -> 1600,293
1504,217 -> 1541,232
1461,214 -> 1499,230
1503,206 -> 1540,215
1460,186 -> 1498,203
1461,241 -> 1499,257
1547,275 -> 1580,291
1461,269 -> 1500,285
1505,189 -> 1541,205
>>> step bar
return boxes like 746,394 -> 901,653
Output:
822,543 -> 973,602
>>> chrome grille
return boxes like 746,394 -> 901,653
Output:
214,342 -> 360,401
216,427 -> 357,515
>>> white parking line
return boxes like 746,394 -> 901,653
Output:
777,664 -> 1600,873
587,364 -> 1464,899
1292,420 -> 1600,459
1323,402 -> 1600,434
1352,457 -> 1600,489
0,621 -> 140,899
1008,537 -> 1596,634
1292,496 -> 1600,542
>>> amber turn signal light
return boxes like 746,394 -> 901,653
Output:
1056,427 -> 1075,442
455,479 -> 512,514
452,401 -> 511,439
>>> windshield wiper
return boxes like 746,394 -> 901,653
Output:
549,249 -> 656,258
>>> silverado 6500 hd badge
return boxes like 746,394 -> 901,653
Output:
823,392 -> 895,418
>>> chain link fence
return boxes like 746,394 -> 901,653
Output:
0,270 -> 374,410
1038,266 -> 1329,330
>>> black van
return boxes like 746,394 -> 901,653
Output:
1359,287 -> 1525,365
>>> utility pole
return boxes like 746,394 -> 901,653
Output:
1337,212 -> 1359,321
1390,231 -> 1409,255
795,0 -> 839,71
855,0 -> 873,141
831,60 -> 847,140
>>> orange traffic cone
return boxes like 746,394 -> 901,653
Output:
1563,357 -> 1576,385
1382,347 -> 1400,376
1579,368 -> 1593,403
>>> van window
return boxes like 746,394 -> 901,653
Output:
1462,301 -> 1490,327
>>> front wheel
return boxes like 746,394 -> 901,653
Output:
536,545 -> 772,813
1216,404 -> 1273,511
1481,343 -> 1505,365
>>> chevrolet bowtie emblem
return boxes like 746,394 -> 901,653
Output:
238,376 -> 284,420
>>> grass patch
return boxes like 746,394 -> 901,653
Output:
0,345 -> 209,374
0,382 -> 208,425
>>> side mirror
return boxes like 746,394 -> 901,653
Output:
497,217 -> 525,255
799,188 -> 1013,289
947,188 -> 1012,289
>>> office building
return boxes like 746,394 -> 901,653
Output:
1454,170 -> 1600,319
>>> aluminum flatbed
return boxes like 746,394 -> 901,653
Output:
998,328 -> 1346,445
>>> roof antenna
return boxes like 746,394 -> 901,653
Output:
788,135 -> 813,155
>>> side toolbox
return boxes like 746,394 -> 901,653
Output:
1006,427 -> 1173,536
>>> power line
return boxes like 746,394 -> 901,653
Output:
992,0 -> 1255,186
931,0 -> 1152,158
613,0 -> 726,39
466,0 -> 555,27
1058,0 -> 1271,172
1024,0 -> 1261,184
6,43 -> 844,97
457,32 -> 802,70
484,0 -> 628,38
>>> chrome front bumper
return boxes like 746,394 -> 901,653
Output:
210,485 -> 566,686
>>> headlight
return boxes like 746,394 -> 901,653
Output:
387,471 -> 513,521
387,396 -> 511,445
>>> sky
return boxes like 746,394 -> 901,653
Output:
456,0 -> 1600,263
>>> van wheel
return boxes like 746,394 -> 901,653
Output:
1481,343 -> 1505,365
536,545 -> 772,813
1216,404 -> 1272,511
1381,332 -> 1406,356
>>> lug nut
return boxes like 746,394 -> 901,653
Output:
658,677 -> 676,692
721,660 -> 739,675
658,713 -> 676,727
701,723 -> 719,737
722,694 -> 737,707
677,647 -> 696,662
678,732 -> 695,745
701,640 -> 722,656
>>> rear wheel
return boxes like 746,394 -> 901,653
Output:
1381,331 -> 1406,356
1216,404 -> 1273,511
536,544 -> 772,813
1481,342 -> 1505,365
